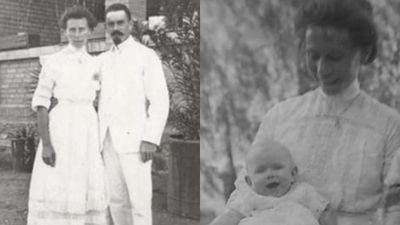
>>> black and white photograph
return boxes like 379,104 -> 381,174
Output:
0,0 -> 199,225
201,0 -> 400,225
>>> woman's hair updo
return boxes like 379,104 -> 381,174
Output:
58,5 -> 98,31
295,0 -> 378,64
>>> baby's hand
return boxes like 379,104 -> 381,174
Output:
227,189 -> 258,217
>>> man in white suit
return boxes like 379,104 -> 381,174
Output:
98,3 -> 169,225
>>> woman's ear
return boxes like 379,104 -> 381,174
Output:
245,175 -> 252,186
360,46 -> 374,64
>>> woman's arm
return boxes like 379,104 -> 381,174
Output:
385,209 -> 400,225
319,204 -> 337,225
382,117 -> 400,225
37,106 -> 56,167
209,209 -> 244,225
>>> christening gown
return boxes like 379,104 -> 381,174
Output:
228,81 -> 400,225
233,182 -> 328,225
27,45 -> 107,225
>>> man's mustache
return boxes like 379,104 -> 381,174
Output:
111,30 -> 124,36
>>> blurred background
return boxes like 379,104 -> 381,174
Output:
200,0 -> 400,224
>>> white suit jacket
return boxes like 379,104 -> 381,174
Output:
98,36 -> 169,153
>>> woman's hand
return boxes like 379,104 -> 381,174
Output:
385,209 -> 400,225
319,204 -> 337,225
42,144 -> 56,167
385,185 -> 400,208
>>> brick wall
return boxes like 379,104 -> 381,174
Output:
0,58 -> 39,114
0,58 -> 38,124
0,0 -> 62,46
0,0 -> 105,47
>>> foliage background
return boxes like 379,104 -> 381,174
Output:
200,0 -> 400,223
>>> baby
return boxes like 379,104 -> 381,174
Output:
210,138 -> 336,225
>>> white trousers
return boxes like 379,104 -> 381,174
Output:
103,130 -> 152,225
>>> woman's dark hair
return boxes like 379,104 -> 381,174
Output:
295,0 -> 378,64
105,3 -> 131,21
58,5 -> 98,30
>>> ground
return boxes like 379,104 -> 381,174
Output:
0,148 -> 198,225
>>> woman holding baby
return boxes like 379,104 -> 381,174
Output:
211,0 -> 400,224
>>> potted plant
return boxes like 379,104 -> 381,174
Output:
1,123 -> 37,172
132,1 -> 199,219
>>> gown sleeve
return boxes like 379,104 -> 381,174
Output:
384,119 -> 400,187
31,56 -> 56,112
382,115 -> 400,224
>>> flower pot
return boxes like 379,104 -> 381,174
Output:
167,137 -> 199,219
11,137 -> 36,172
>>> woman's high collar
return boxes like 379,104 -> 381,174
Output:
319,79 -> 360,102
64,44 -> 87,55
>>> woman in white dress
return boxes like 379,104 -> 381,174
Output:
27,6 -> 107,225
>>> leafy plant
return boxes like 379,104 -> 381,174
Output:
0,123 -> 37,143
5,123 -> 37,140
0,123 -> 38,171
133,1 -> 200,140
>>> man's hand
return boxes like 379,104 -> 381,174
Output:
42,144 -> 56,167
140,141 -> 157,163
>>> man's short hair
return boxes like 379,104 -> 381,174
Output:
105,3 -> 131,21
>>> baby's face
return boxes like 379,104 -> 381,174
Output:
247,150 -> 295,197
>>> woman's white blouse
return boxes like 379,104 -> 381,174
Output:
244,88 -> 400,213
32,46 -> 99,111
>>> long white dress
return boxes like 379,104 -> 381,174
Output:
27,45 -> 107,225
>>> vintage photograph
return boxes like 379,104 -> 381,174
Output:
0,0 -> 199,225
201,0 -> 400,225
